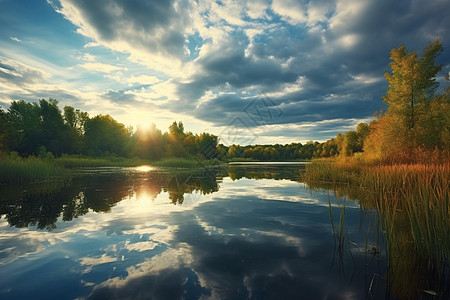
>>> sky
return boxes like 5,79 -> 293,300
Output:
0,0 -> 449,145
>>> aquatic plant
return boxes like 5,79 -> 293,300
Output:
303,160 -> 450,298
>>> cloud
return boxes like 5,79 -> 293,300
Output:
127,75 -> 160,85
83,42 -> 100,48
271,0 -> 308,24
79,62 -> 121,73
9,37 -> 21,43
0,56 -> 48,86
81,178 -> 372,299
57,0 -> 194,74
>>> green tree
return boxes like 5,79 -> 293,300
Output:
39,99 -> 72,155
7,100 -> 42,155
196,132 -> 219,159
0,107 -> 9,155
131,123 -> 165,160
167,121 -> 186,157
63,105 -> 89,153
84,115 -> 130,156
355,122 -> 370,152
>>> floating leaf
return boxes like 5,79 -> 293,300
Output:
423,290 -> 437,296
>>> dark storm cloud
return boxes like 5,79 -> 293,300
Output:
185,84 -> 382,129
172,0 -> 449,129
59,0 -> 191,59
175,33 -> 298,104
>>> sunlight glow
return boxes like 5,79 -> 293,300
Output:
134,165 -> 154,172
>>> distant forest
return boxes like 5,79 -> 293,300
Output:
0,40 -> 448,163
0,98 -> 334,161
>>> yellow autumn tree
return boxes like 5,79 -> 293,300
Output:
364,39 -> 448,163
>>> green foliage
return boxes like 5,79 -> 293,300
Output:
383,40 -> 443,130
225,142 -> 328,161
130,123 -> 165,160
84,115 -> 130,157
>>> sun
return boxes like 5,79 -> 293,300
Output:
136,121 -> 155,141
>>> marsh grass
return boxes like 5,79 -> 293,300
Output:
0,155 -> 70,184
304,159 -> 450,298
56,155 -> 148,168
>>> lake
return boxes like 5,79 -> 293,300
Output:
0,163 -> 441,299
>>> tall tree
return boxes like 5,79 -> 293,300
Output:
167,121 -> 186,157
7,100 -> 42,155
0,108 -> 9,155
364,39 -> 446,162
383,39 -> 443,130
39,99 -> 71,155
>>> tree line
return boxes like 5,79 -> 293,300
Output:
0,40 -> 447,163
0,98 -> 333,161
0,100 -> 222,160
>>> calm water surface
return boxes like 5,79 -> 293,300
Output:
0,164 -> 387,299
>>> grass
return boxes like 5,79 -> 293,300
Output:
303,158 -> 450,298
0,155 -> 70,184
56,154 -> 149,168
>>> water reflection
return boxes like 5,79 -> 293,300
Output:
0,164 -> 447,299
309,178 -> 450,299
0,165 -> 302,229
134,165 -> 154,172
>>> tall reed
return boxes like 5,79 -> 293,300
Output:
303,160 -> 450,298
0,155 -> 70,184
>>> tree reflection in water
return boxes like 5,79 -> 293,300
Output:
1,164 -> 447,299
0,164 -> 302,229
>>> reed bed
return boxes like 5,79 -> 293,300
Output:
0,156 -> 70,184
55,154 -> 153,169
303,159 -> 450,297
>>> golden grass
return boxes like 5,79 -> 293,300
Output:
303,159 -> 450,297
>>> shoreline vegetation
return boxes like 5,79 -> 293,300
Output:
303,159 -> 449,299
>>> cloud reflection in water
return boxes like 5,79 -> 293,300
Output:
0,165 -> 383,299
